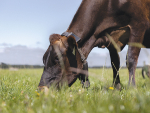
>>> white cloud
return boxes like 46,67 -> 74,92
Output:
0,43 -> 12,47
0,48 -> 4,53
0,44 -> 45,65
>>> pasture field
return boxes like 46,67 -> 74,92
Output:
0,68 -> 150,113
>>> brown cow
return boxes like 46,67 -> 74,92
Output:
39,0 -> 150,89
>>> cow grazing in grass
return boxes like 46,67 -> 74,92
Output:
142,65 -> 150,78
39,0 -> 150,89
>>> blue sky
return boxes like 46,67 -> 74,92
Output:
0,0 -> 81,49
0,0 -> 112,54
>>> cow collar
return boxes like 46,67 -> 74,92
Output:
61,32 -> 81,42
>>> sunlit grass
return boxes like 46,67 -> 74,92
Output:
0,68 -> 150,113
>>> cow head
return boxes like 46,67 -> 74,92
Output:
38,34 -> 86,89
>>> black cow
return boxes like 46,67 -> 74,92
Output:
39,0 -> 150,89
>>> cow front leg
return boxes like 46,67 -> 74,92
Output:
78,61 -> 90,88
109,48 -> 121,89
78,74 -> 90,88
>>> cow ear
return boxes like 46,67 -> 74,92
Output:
67,36 -> 77,51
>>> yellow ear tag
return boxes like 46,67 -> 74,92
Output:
72,47 -> 76,55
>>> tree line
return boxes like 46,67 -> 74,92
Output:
0,62 -> 44,69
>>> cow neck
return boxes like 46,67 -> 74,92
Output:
80,35 -> 97,59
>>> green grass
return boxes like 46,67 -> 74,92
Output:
0,68 -> 150,113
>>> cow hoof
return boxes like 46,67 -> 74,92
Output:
81,80 -> 90,88
114,83 -> 122,91
127,82 -> 137,89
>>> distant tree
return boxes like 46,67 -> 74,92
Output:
1,63 -> 9,69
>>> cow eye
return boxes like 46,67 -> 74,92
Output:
55,56 -> 59,61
